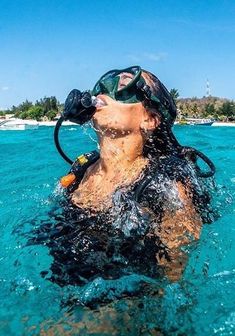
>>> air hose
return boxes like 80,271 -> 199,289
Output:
54,116 -> 73,165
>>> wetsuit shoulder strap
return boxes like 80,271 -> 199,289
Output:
133,175 -> 153,202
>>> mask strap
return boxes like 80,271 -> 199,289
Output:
136,80 -> 161,108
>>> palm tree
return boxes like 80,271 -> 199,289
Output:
170,88 -> 180,103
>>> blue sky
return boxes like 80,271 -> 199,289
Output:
0,0 -> 235,109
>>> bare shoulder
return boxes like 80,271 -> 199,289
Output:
154,181 -> 202,281
154,180 -> 202,251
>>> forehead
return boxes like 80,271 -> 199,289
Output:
117,72 -> 134,79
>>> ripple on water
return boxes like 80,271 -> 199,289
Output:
0,126 -> 234,335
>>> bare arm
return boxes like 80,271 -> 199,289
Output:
154,181 -> 202,281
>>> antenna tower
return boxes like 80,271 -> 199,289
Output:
206,79 -> 211,97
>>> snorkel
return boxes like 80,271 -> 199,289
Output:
54,65 -> 215,178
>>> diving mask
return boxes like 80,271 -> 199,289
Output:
92,66 -> 157,104
92,66 -> 177,125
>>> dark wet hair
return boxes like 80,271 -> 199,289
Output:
142,71 -> 177,126
141,70 -> 216,223
141,70 -> 181,159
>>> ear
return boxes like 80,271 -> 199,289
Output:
140,112 -> 160,132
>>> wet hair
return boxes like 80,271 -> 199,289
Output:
141,71 -> 215,223
141,70 -> 181,159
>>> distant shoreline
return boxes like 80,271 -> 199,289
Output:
38,120 -> 235,127
38,120 -> 76,126
211,122 -> 235,127
38,121 -> 235,127
1,118 -> 235,128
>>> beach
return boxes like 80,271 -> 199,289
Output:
38,120 -> 76,126
211,122 -> 235,127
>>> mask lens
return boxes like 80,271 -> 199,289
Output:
92,66 -> 141,97
92,70 -> 118,95
117,72 -> 135,91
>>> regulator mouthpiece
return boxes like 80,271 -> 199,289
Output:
62,89 -> 106,125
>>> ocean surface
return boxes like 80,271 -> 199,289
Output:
0,125 -> 234,335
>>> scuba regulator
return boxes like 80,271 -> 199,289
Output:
54,89 -> 104,165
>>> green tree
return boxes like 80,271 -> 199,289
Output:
36,96 -> 59,113
19,111 -> 29,119
192,103 -> 199,117
219,101 -> 235,119
204,103 -> 216,117
50,96 -> 59,111
46,110 -> 57,121
14,100 -> 33,117
26,106 -> 44,121
170,88 -> 180,103
11,105 -> 20,116
19,100 -> 33,112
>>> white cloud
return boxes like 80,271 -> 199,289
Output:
143,52 -> 168,62
126,52 -> 168,63
1,86 -> 9,91
126,54 -> 141,63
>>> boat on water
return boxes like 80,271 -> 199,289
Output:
177,118 -> 214,126
0,118 -> 39,130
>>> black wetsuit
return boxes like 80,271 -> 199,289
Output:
29,155 -> 212,287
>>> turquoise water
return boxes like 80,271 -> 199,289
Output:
0,125 -> 234,335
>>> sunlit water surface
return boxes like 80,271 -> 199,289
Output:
0,125 -> 234,335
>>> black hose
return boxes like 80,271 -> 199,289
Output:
54,116 -> 73,165
168,127 -> 215,178
181,146 -> 216,178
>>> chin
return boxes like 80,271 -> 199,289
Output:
92,114 -> 134,135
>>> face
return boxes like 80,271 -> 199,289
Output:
92,72 -> 159,137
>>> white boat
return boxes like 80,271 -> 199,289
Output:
178,118 -> 214,126
0,118 -> 39,130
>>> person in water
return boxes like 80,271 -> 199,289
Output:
32,66 -> 215,290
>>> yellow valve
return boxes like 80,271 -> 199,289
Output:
77,155 -> 88,165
